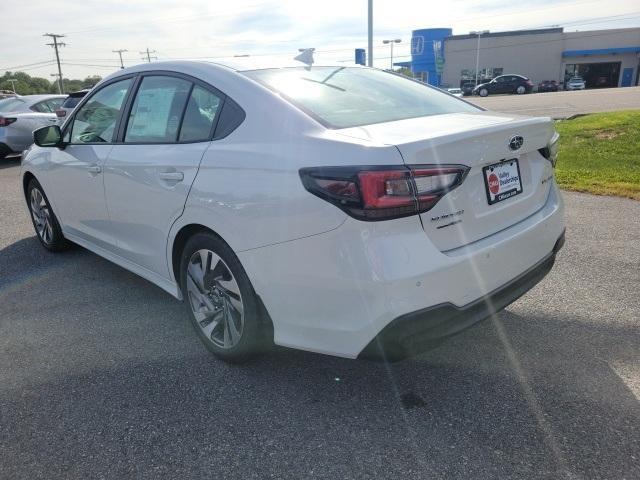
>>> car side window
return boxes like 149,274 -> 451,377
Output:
71,78 -> 133,144
125,76 -> 191,143
31,101 -> 52,113
179,85 -> 222,142
47,98 -> 64,110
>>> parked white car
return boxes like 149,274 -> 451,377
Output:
0,95 -> 65,158
21,60 -> 565,362
447,87 -> 463,97
566,76 -> 586,90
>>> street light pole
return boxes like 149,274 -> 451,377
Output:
367,0 -> 373,67
470,30 -> 489,86
382,39 -> 402,70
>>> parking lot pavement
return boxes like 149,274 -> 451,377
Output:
1,158 -> 639,480
469,86 -> 640,118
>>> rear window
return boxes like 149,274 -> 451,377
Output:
244,67 -> 479,129
0,97 -> 26,112
62,96 -> 84,109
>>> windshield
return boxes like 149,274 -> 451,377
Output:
244,67 -> 479,129
0,97 -> 26,112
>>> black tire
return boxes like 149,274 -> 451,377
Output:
26,178 -> 69,252
179,231 -> 269,362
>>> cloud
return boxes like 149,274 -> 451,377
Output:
1,0 -> 638,79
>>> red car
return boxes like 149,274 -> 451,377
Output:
538,80 -> 559,93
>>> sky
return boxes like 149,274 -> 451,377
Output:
1,0 -> 639,80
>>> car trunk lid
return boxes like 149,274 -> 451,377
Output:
337,111 -> 556,251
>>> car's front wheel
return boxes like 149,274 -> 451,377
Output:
179,232 -> 268,362
516,85 -> 526,94
479,88 -> 489,97
26,178 -> 68,251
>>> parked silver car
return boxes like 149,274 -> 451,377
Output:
0,95 -> 66,158
566,76 -> 586,91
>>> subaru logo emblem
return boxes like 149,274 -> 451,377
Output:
509,135 -> 524,151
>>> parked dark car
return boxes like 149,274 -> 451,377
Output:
473,74 -> 533,97
538,80 -> 559,92
461,82 -> 475,96
54,89 -> 91,124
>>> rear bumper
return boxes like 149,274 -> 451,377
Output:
359,231 -> 565,361
240,181 -> 565,359
0,127 -> 29,155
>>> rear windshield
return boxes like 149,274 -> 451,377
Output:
62,96 -> 84,108
0,97 -> 26,112
243,67 -> 479,129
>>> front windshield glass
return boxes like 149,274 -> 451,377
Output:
244,67 -> 479,129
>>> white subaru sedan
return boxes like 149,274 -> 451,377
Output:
21,59 -> 564,362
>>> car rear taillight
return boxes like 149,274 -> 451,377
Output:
300,165 -> 469,221
525,80 -> 533,86
0,117 -> 17,127
55,108 -> 66,118
539,132 -> 560,167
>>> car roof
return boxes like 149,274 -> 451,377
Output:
18,94 -> 67,106
108,58 -> 352,79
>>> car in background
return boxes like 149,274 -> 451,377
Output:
0,94 -> 65,159
473,74 -> 533,97
22,60 -> 564,362
55,89 -> 91,124
538,80 -> 559,93
461,82 -> 475,96
447,87 -> 463,97
0,90 -> 17,100
566,76 -> 586,91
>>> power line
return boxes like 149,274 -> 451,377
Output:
0,60 -> 57,71
44,33 -> 66,94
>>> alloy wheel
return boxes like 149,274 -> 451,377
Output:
186,249 -> 244,349
30,187 -> 53,245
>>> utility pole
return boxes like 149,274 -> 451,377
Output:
44,33 -> 66,94
7,79 -> 18,93
113,49 -> 128,69
367,0 -> 373,67
140,48 -> 157,63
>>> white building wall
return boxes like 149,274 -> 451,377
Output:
442,27 -> 640,88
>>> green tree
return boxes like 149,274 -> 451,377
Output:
0,71 -> 101,95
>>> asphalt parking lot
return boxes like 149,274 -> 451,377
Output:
469,86 -> 640,118
1,158 -> 639,479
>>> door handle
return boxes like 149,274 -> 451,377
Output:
158,171 -> 184,182
87,165 -> 102,174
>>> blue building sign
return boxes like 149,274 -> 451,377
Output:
409,28 -> 451,87
355,27 -> 450,86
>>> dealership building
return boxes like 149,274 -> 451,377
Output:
385,26 -> 640,89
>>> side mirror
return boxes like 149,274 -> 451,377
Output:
33,125 -> 63,148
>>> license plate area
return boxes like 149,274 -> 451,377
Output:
483,159 -> 523,205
